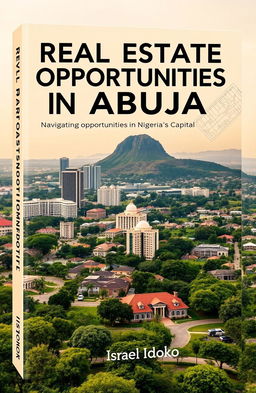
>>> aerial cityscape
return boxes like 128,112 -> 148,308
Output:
0,134 -> 255,392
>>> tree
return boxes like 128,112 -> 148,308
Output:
71,325 -> 112,360
239,344 -> 256,383
0,287 -> 12,314
25,344 -> 57,384
199,340 -> 240,368
219,296 -> 242,322
52,317 -> 75,341
160,260 -> 200,282
97,298 -> 133,325
24,317 -> 55,347
74,372 -> 139,393
132,271 -> 154,293
48,289 -> 72,310
26,234 -> 58,255
181,364 -> 233,393
143,321 -> 172,348
55,347 -> 90,387
189,289 -> 219,313
0,324 -> 12,361
133,365 -> 177,393
192,339 -> 201,364
34,304 -> 67,319
34,277 -> 46,294
224,317 -> 242,344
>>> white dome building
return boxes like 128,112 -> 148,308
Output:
116,202 -> 147,230
126,219 -> 159,260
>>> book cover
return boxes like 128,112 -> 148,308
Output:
1,21 -> 251,392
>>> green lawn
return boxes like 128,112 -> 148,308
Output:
182,333 -> 207,356
174,309 -> 217,324
70,306 -> 98,316
45,281 -> 57,287
188,323 -> 224,332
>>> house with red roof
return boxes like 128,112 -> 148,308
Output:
0,218 -> 12,236
121,292 -> 189,322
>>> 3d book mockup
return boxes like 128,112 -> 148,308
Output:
12,24 -> 243,391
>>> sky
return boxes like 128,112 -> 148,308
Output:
0,0 -> 255,159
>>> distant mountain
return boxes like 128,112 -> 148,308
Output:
173,149 -> 241,169
97,134 -> 241,180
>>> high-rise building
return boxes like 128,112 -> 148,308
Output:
116,202 -> 147,230
59,157 -> 69,187
83,164 -> 101,190
126,221 -> 159,260
24,198 -> 77,219
60,221 -> 74,239
97,185 -> 120,206
61,168 -> 84,208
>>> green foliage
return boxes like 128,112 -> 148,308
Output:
0,324 -> 12,360
0,287 -> 12,314
71,325 -> 112,359
180,364 -> 233,393
26,234 -> 58,255
239,344 -> 256,382
55,347 -> 90,387
160,260 -> 200,282
34,304 -> 67,319
48,289 -> 73,310
25,344 -> 57,384
189,289 -> 219,313
74,372 -> 139,393
66,310 -> 100,328
219,296 -> 242,322
52,317 -> 75,341
224,317 -> 242,344
24,317 -> 55,347
199,340 -> 240,368
143,321 -> 172,348
97,298 -> 133,325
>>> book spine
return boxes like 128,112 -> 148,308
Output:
12,26 -> 24,378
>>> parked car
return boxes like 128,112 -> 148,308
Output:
220,336 -> 233,343
77,294 -> 84,301
208,328 -> 225,337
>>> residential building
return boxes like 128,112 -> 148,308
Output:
59,157 -> 69,187
116,202 -> 147,230
61,168 -> 84,208
69,260 -> 106,278
79,271 -> 129,297
86,208 -> 106,219
24,198 -> 77,219
192,244 -> 229,258
83,164 -> 101,190
209,269 -> 236,281
126,221 -> 159,260
93,242 -> 120,257
243,242 -> 256,251
111,265 -> 135,277
0,218 -> 12,236
60,221 -> 74,239
97,185 -> 120,206
121,292 -> 189,321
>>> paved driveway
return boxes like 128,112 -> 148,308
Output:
32,276 -> 65,303
169,319 -> 221,348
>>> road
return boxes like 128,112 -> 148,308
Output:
32,276 -> 65,303
167,319 -> 221,348
72,300 -> 100,307
234,241 -> 241,271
